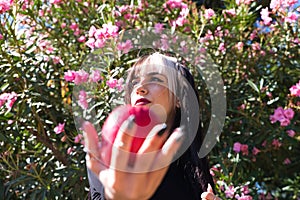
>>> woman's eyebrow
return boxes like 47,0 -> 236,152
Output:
146,72 -> 166,77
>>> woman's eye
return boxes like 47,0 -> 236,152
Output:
150,77 -> 163,82
131,80 -> 139,86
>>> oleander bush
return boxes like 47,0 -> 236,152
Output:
0,0 -> 299,199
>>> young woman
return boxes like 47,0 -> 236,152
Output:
83,52 -> 221,200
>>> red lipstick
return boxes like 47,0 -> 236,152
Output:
135,98 -> 151,106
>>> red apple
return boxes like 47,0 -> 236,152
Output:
101,105 -> 161,166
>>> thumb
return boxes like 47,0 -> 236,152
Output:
207,183 -> 214,193
82,121 -> 100,152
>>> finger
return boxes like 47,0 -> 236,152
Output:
85,151 -> 103,175
82,121 -> 103,174
99,169 -> 114,199
151,127 -> 184,171
82,121 -> 100,154
132,123 -> 168,173
201,192 -> 219,200
137,123 -> 168,153
110,115 -> 136,171
207,183 -> 214,193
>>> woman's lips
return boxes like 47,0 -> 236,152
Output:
135,98 -> 151,106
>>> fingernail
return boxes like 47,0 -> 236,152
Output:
127,115 -> 136,130
157,123 -> 167,136
174,127 -> 184,142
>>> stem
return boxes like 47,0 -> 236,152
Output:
30,106 -> 69,166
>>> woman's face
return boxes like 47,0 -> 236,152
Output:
129,66 -> 175,124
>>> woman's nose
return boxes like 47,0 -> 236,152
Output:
135,84 -> 148,95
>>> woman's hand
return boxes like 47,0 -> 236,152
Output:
201,184 -> 222,200
82,117 -> 183,200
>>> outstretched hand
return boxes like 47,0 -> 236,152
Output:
82,117 -> 184,200
201,184 -> 222,200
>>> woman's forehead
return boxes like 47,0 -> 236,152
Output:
132,62 -> 171,76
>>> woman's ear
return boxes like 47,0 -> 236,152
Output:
176,100 -> 180,108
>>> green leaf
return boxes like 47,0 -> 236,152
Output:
247,79 -> 260,93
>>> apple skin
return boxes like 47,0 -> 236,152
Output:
101,105 -> 161,166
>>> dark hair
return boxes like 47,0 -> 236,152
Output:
124,52 -> 215,198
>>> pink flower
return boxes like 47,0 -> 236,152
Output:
233,142 -> 241,153
285,12 -> 298,23
67,147 -> 73,155
241,144 -> 249,155
279,118 -> 290,126
61,22 -> 67,29
74,70 -> 89,85
85,23 -> 118,50
236,42 -> 244,51
241,185 -> 250,195
225,9 -> 236,17
272,139 -> 282,149
204,8 -> 215,20
77,35 -> 86,43
180,41 -> 188,54
51,56 -> 63,65
93,29 -> 105,39
38,9 -> 44,17
88,25 -> 97,38
64,70 -> 76,82
270,0 -> 280,10
249,31 -> 257,40
237,195 -> 253,200
1,92 -> 17,111
69,22 -> 79,31
89,69 -> 102,82
6,92 -> 17,110
225,185 -> 236,198
85,38 -> 95,49
117,5 -> 130,13
116,78 -> 124,91
78,90 -> 88,109
50,0 -> 62,4
160,35 -> 170,50
0,33 -> 3,40
289,80 -> 300,97
154,23 -> 164,34
282,0 -> 298,7
252,147 -> 261,156
218,42 -> 226,53
286,130 -> 296,137
54,123 -> 65,134
251,42 -> 261,51
260,8 -> 272,25
117,40 -> 133,54
210,166 -> 219,176
106,78 -> 118,89
94,38 -> 106,48
102,23 -> 119,38
0,0 -> 13,14
283,108 -> 294,119
174,16 -> 188,27
1,94 -> 9,107
74,134 -> 83,143
164,0 -> 183,10
271,106 -> 285,122
283,158 -> 291,165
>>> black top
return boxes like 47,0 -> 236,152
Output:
88,161 -> 202,200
